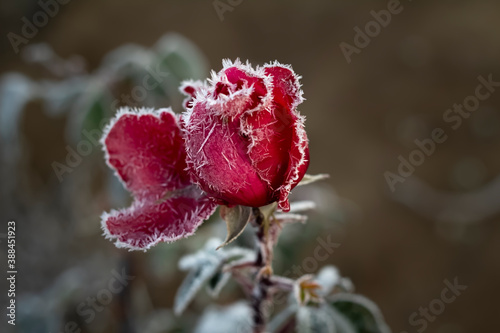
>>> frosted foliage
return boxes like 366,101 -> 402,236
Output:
194,302 -> 253,333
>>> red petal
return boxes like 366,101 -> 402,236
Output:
180,80 -> 206,110
205,63 -> 269,119
183,102 -> 271,207
264,64 -> 303,109
261,63 -> 307,211
222,66 -> 267,110
243,103 -> 295,192
102,108 -> 190,200
278,115 -> 310,212
101,108 -> 217,250
102,186 -> 217,250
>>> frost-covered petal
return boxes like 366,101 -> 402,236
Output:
221,66 -> 267,109
101,107 -> 218,250
183,102 -> 270,207
101,186 -> 217,251
243,103 -> 295,191
102,107 -> 190,200
264,63 -> 304,109
206,64 -> 268,118
278,115 -> 310,212
180,80 -> 206,110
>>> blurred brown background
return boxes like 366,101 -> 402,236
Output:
1,0 -> 500,332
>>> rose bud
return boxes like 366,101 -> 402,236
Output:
181,59 -> 309,212
100,107 -> 217,250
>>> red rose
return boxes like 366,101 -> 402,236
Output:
181,60 -> 309,212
